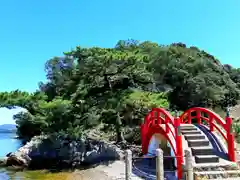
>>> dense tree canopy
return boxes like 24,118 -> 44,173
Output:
0,40 -> 239,142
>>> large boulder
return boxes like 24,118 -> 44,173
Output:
4,135 -> 124,169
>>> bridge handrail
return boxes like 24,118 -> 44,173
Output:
144,108 -> 174,125
142,108 -> 178,156
146,108 -> 177,143
180,107 -> 235,162
180,107 -> 227,139
141,108 -> 190,179
180,107 -> 226,128
144,108 -> 175,140
185,114 -> 227,141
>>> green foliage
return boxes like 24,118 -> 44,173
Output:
124,91 -> 169,108
0,40 -> 240,142
233,123 -> 240,143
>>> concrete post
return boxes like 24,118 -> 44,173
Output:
185,149 -> 193,180
125,150 -> 132,180
156,148 -> 164,180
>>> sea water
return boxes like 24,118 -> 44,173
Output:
0,132 -> 71,180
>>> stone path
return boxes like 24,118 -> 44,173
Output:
67,161 -> 143,180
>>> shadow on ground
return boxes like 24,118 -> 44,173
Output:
132,157 -> 180,180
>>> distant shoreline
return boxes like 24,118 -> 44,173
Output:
0,130 -> 17,133
0,124 -> 16,136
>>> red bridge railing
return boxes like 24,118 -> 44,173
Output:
141,108 -> 184,179
141,107 -> 236,180
179,107 -> 235,162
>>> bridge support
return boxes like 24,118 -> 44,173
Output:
175,115 -> 183,179
125,150 -> 132,180
156,148 -> 164,180
141,123 -> 147,154
226,109 -> 235,162
185,149 -> 193,180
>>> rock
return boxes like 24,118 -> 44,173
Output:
83,141 -> 122,165
114,141 -> 141,157
6,152 -> 31,167
0,157 -> 7,167
6,152 -> 12,157
4,135 -> 124,169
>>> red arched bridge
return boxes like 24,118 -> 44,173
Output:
141,107 -> 236,179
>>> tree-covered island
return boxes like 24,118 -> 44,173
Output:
1,40 -> 240,169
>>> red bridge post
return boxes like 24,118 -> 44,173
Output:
188,112 -> 192,124
165,117 -> 169,133
209,115 -> 214,132
141,124 -> 146,154
174,112 -> 183,179
226,108 -> 235,162
197,110 -> 201,124
141,115 -> 149,154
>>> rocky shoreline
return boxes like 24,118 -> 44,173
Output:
0,135 -> 132,170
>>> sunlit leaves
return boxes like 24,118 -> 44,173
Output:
1,40 -> 240,141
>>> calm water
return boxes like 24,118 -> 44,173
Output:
0,133 -> 71,180
0,133 -> 22,158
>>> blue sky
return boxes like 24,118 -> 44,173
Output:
0,0 -> 240,124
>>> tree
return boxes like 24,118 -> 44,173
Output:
0,40 -> 240,142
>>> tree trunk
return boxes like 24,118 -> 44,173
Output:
116,113 -> 125,142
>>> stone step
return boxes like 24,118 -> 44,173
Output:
181,130 -> 202,135
209,178 -> 240,180
184,134 -> 206,140
192,146 -> 214,156
180,126 -> 198,131
195,170 -> 240,175
180,124 -> 195,126
181,128 -> 198,131
180,124 -> 196,127
194,163 -> 238,169
188,139 -> 209,147
195,155 -> 219,163
195,170 -> 240,180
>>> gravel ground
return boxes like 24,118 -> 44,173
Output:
67,161 -> 143,180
